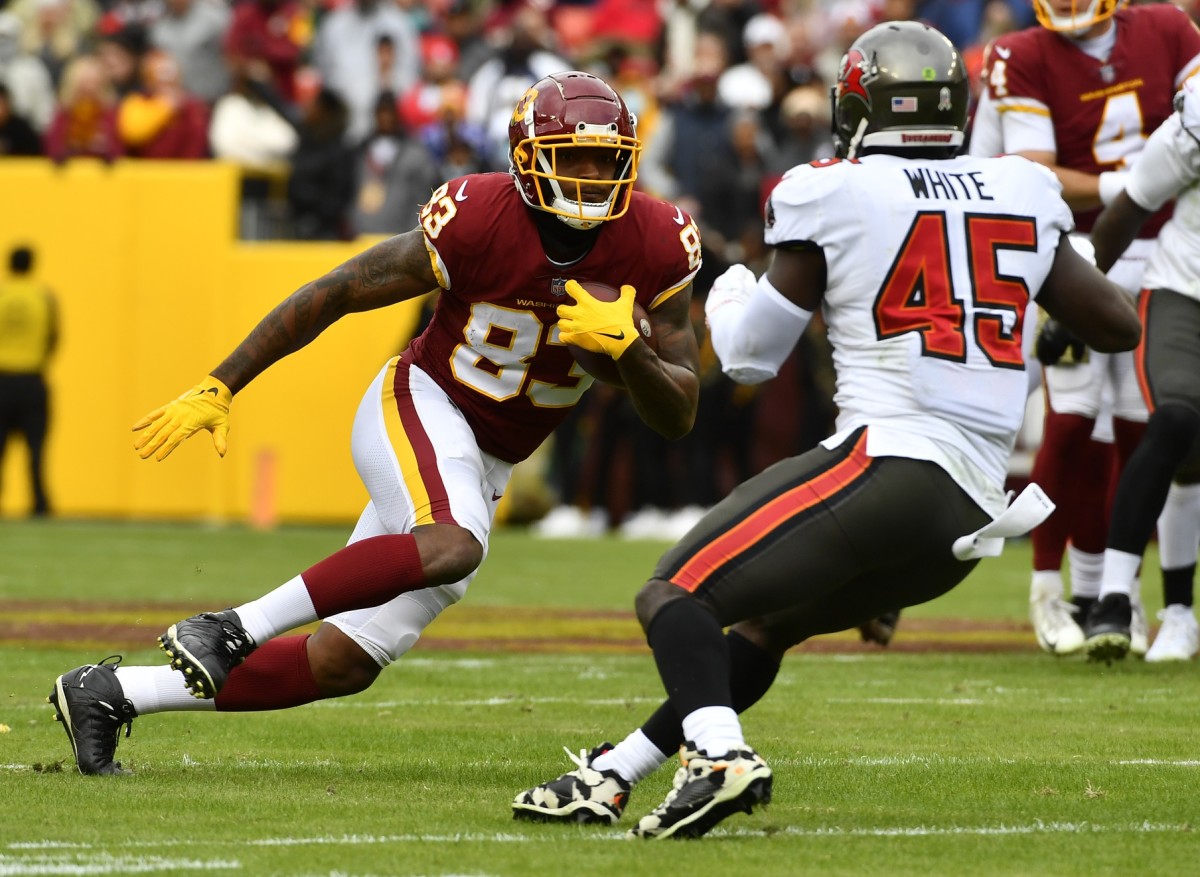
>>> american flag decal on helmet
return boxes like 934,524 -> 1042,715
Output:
892,96 -> 918,112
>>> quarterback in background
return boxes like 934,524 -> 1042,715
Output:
513,22 -> 1140,839
971,0 -> 1200,660
48,71 -> 703,776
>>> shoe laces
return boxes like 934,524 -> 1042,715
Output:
202,612 -> 254,658
92,656 -> 136,739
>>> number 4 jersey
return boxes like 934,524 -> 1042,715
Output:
406,172 -> 700,463
766,154 -> 1072,514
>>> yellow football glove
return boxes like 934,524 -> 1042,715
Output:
556,280 -> 638,360
132,376 -> 232,461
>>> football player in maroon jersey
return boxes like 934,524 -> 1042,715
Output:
971,0 -> 1200,661
47,71 -> 704,776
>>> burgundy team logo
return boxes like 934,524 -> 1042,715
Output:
838,49 -> 872,107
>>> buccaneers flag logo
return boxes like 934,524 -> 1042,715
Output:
838,49 -> 871,107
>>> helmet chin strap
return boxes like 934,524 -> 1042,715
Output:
845,117 -> 869,160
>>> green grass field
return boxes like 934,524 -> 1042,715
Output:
2,520 -> 1198,877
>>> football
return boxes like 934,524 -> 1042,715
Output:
563,281 -> 654,387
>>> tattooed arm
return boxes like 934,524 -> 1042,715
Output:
212,229 -> 439,394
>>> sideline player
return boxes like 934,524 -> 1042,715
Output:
512,22 -> 1140,839
1086,75 -> 1200,662
48,71 -> 704,776
970,0 -> 1200,659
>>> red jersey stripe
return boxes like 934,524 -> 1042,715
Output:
669,431 -> 872,593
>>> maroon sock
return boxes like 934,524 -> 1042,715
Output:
216,635 -> 321,712
1070,437 -> 1115,554
1031,412 -> 1097,570
300,533 -> 426,618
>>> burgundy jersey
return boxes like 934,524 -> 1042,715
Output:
982,4 -> 1200,234
404,173 -> 701,463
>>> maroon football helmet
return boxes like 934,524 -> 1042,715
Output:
508,71 -> 641,230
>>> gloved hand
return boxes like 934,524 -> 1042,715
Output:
704,263 -> 756,324
132,376 -> 232,461
557,280 -> 637,360
1035,318 -> 1088,366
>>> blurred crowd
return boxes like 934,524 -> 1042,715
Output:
0,0 -> 1056,241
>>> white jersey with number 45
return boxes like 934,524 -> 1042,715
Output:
765,153 -> 1073,513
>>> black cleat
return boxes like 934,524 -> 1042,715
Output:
48,656 -> 137,776
159,609 -> 256,699
1084,593 -> 1132,665
629,744 -> 772,839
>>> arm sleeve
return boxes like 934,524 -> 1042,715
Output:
1124,114 -> 1197,211
709,273 -> 813,385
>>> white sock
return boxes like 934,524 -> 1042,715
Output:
591,729 -> 669,784
1067,547 -> 1104,599
114,665 -> 216,715
1099,549 -> 1140,598
1158,483 -> 1200,570
234,574 -> 317,645
681,706 -> 744,757
1031,569 -> 1064,599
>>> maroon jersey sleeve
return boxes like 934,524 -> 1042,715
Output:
402,175 -> 700,463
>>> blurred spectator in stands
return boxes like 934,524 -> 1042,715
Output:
117,47 -> 209,158
708,108 -> 777,259
399,32 -> 461,132
464,1 -> 568,171
43,53 -> 122,162
7,0 -> 101,87
313,0 -> 419,146
442,0 -> 492,81
149,0 -> 232,105
352,90 -> 441,236
813,0 -> 878,85
769,83 -> 834,174
0,11 -> 55,133
209,60 -> 298,238
718,13 -> 790,113
0,82 -> 43,154
418,79 -> 486,179
96,25 -> 147,100
693,0 -> 760,70
648,33 -> 733,212
99,0 -> 164,36
225,0 -> 308,108
915,0 -> 1033,55
247,80 -> 356,240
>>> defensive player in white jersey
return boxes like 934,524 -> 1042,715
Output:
971,0 -> 1200,660
1086,75 -> 1200,662
512,21 -> 1140,840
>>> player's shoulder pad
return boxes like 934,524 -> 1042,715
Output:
997,153 -> 1063,193
632,191 -> 696,232
771,159 -> 849,210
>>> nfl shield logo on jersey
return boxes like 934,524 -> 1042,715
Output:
550,278 -> 569,297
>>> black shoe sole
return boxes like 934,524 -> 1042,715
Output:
159,626 -> 219,699
650,775 -> 773,840
511,804 -> 619,825
1086,632 -> 1131,665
